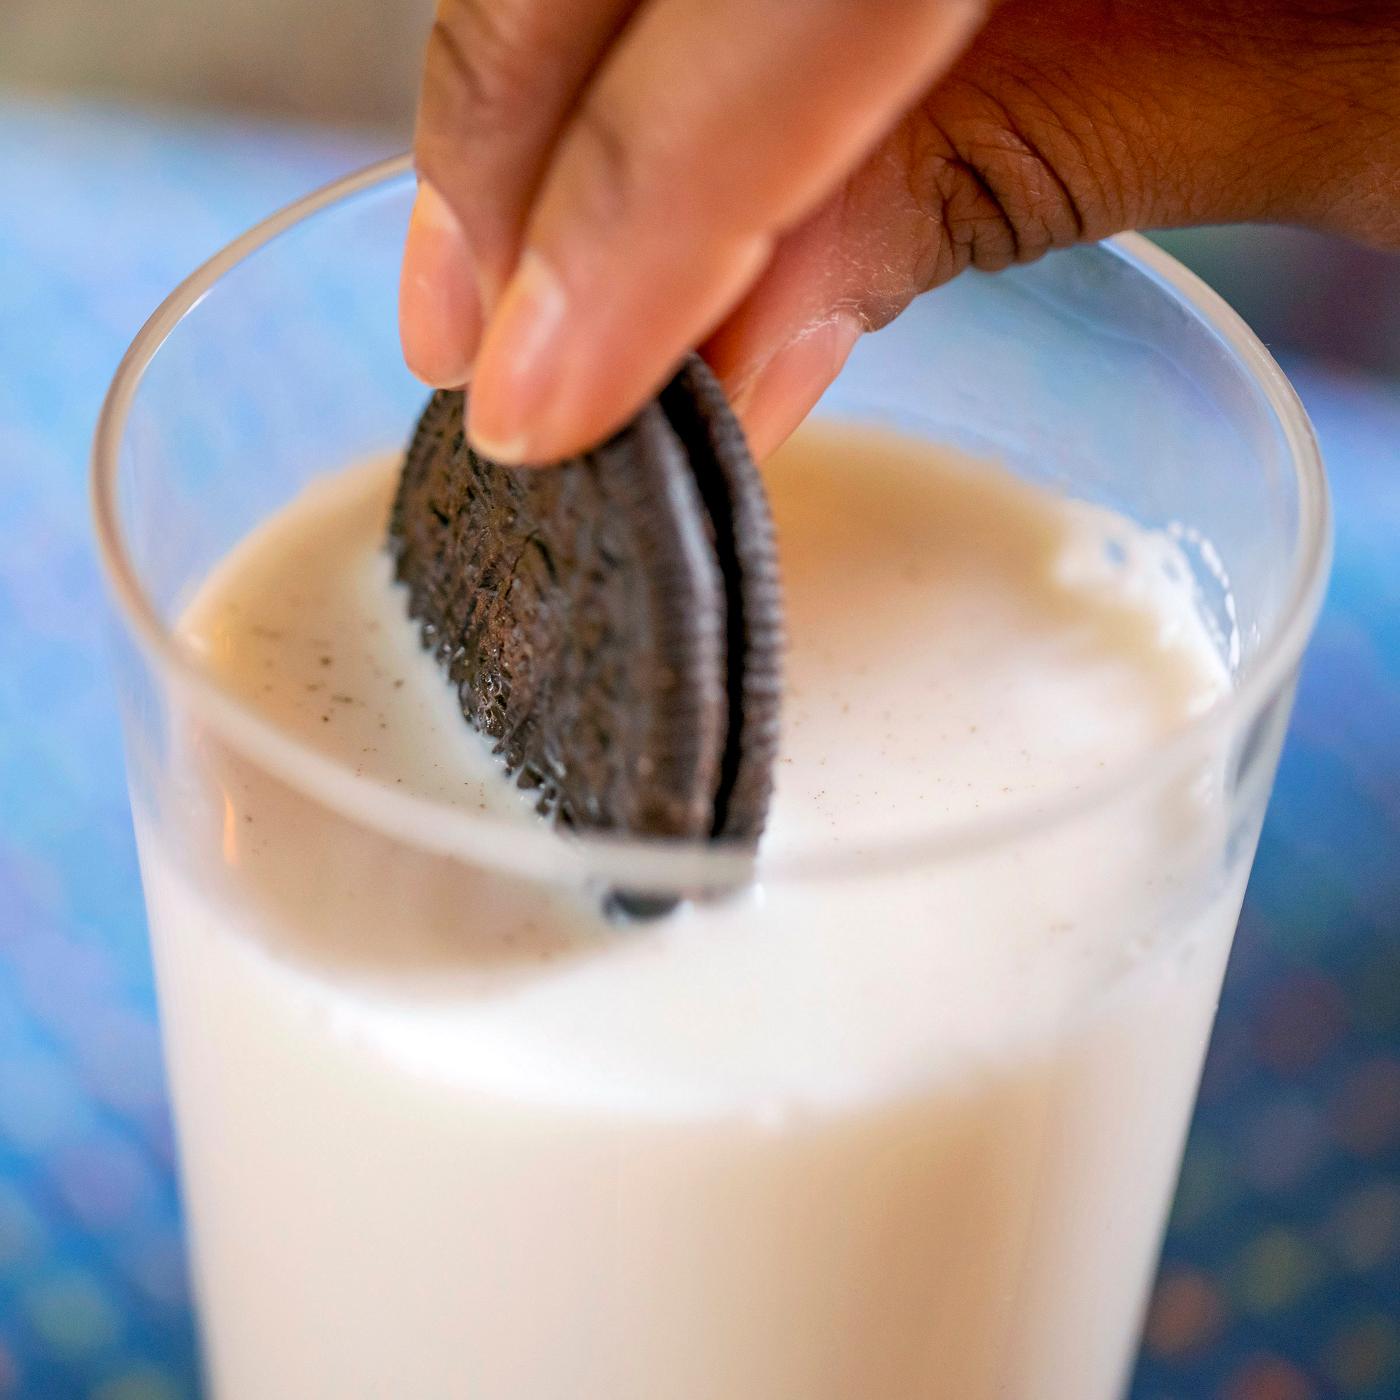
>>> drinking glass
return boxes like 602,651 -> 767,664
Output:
93,156 -> 1329,1400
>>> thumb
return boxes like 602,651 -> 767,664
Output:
708,0 -> 1400,458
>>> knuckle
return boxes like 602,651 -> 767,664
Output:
905,87 -> 1091,285
899,121 -> 1012,287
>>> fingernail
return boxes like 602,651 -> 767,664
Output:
731,312 -> 862,456
399,182 -> 482,388
467,251 -> 569,462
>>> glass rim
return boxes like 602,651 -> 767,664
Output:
91,153 -> 1332,889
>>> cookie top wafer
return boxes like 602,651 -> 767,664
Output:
388,355 -> 782,884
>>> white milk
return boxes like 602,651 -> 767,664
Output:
138,424 -> 1243,1399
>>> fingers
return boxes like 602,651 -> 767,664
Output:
403,0 -> 642,386
409,0 -> 1400,457
466,0 -> 989,460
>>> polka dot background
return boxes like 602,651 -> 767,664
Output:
0,93 -> 1395,1400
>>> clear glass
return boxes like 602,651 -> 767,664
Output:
93,157 -> 1330,1400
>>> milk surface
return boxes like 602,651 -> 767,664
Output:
139,424 -> 1244,1399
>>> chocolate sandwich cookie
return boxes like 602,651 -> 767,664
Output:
388,354 -> 782,914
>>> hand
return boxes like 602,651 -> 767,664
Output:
401,0 -> 1400,462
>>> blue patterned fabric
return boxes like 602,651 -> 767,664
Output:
0,93 -> 1395,1400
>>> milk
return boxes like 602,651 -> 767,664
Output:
137,424 -> 1243,1399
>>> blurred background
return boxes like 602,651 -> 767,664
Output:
1,6 -> 1397,1400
